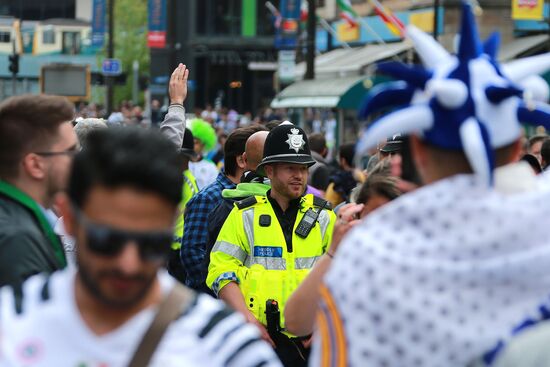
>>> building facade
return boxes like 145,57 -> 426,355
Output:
149,0 -> 279,115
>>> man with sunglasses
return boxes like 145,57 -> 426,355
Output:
0,128 -> 281,367
0,94 -> 77,289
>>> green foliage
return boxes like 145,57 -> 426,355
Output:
98,0 -> 149,107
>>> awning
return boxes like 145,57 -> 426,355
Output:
294,41 -> 412,79
498,34 -> 550,62
271,75 -> 387,109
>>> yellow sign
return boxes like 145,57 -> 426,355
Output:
337,23 -> 360,42
410,10 -> 434,33
512,0 -> 544,20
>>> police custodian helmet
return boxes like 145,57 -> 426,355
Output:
256,121 -> 316,175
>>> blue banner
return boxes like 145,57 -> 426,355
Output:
147,0 -> 167,48
275,0 -> 301,50
91,0 -> 106,47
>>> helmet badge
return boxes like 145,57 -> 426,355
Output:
286,128 -> 306,153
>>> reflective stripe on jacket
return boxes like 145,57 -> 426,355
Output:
172,170 -> 199,249
207,194 -> 336,331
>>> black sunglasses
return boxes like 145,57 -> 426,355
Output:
35,144 -> 81,157
72,205 -> 173,262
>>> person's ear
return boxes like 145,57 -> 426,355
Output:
55,193 -> 76,237
265,164 -> 274,179
236,154 -> 247,170
21,153 -> 47,180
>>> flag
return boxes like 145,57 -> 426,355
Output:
265,1 -> 282,29
368,0 -> 405,36
300,0 -> 308,22
336,0 -> 359,27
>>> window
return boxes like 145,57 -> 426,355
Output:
62,31 -> 81,54
196,0 -> 241,36
0,32 -> 10,43
43,27 -> 55,44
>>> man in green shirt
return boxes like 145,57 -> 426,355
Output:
0,94 -> 77,288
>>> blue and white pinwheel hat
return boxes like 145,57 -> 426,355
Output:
357,1 -> 550,184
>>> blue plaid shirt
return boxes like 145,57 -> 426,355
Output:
181,172 -> 236,289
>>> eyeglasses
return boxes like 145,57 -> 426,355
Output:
35,145 -> 81,157
72,205 -> 173,262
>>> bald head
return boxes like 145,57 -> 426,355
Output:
245,131 -> 269,171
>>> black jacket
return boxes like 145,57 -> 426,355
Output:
0,195 -> 63,289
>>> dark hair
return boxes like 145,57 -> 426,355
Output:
339,143 -> 356,168
0,94 -> 74,179
265,120 -> 281,131
541,138 -> 550,168
309,133 -> 327,154
520,153 -> 542,174
68,127 -> 183,208
399,136 -> 423,186
224,125 -> 268,176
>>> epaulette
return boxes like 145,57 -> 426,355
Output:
235,196 -> 258,210
313,196 -> 332,210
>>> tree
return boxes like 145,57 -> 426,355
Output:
99,0 -> 149,107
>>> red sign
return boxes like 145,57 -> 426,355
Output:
147,31 -> 166,48
281,19 -> 298,33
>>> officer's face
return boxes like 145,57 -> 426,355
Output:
266,163 -> 308,200
61,186 -> 175,309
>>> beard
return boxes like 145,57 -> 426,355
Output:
271,178 -> 306,201
77,255 -> 157,309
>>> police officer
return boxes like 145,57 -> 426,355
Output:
169,128 -> 199,283
207,122 -> 336,367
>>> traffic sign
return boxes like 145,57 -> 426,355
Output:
102,58 -> 122,76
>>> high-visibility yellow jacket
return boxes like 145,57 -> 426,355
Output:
207,194 -> 336,332
172,170 -> 199,250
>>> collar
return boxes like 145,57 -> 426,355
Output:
40,206 -> 59,229
216,171 -> 236,188
0,180 -> 66,267
267,189 -> 302,213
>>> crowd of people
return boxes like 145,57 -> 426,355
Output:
4,4 -> 550,367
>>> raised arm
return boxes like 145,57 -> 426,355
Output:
160,63 -> 189,147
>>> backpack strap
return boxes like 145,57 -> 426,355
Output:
127,284 -> 196,367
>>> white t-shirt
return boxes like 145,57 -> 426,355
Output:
0,269 -> 281,367
189,160 -> 219,190
311,172 -> 550,367
53,217 -> 76,267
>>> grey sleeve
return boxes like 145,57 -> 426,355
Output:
160,104 -> 186,148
